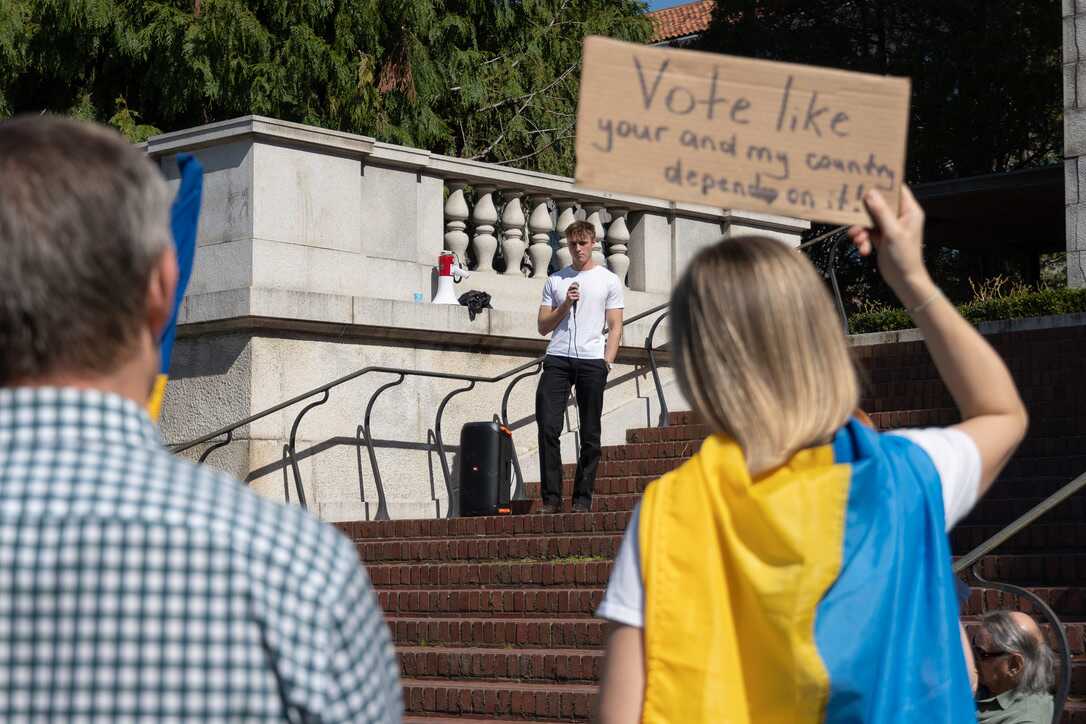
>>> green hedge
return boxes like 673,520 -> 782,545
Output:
848,287 -> 1086,334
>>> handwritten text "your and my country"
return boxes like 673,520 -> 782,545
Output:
590,57 -> 898,213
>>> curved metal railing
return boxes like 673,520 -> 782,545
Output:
952,470 -> 1086,724
172,302 -> 672,519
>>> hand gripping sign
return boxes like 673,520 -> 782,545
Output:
574,37 -> 911,226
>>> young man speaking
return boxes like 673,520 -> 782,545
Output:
535,220 -> 624,514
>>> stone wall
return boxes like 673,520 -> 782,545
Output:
1065,1 -> 1086,287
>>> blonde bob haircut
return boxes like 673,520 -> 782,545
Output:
670,236 -> 859,474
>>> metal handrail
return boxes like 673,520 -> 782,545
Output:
172,302 -> 672,518
953,470 -> 1086,724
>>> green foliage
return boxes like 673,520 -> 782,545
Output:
848,285 -> 1086,334
0,0 -> 651,175
701,0 -> 1061,182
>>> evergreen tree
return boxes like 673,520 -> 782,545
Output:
0,0 -> 651,173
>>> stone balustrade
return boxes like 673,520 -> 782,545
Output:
146,116 -> 812,522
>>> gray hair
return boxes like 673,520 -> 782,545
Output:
0,115 -> 171,383
982,611 -> 1059,695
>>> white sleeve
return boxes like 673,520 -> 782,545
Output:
596,504 -> 643,628
541,277 -> 556,308
887,427 -> 982,531
605,275 -> 625,310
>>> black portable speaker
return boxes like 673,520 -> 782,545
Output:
458,421 -> 513,517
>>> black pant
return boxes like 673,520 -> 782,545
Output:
535,354 -> 608,507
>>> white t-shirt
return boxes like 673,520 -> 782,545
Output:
596,427 -> 982,629
541,265 -> 624,360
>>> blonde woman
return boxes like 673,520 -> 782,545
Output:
594,187 -> 1027,723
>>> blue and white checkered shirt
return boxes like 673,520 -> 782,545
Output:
0,386 -> 402,722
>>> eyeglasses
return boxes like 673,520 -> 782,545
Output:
974,647 -> 1009,662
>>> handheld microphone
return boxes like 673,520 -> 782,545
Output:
570,282 -> 579,311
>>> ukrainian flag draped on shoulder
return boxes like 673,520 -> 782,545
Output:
638,418 -> 973,723
147,153 -> 203,422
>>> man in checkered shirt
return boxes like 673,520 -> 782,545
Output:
0,116 -> 403,721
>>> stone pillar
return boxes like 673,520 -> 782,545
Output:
606,207 -> 631,285
555,198 -> 578,269
1065,1 -> 1086,287
499,190 -> 526,275
471,185 -> 499,272
527,194 -> 554,278
443,181 -> 470,264
585,204 -> 607,267
626,212 -> 671,293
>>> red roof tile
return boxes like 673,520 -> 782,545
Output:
646,0 -> 715,44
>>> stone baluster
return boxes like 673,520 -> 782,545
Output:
585,204 -> 607,267
554,199 -> 578,269
443,182 -> 470,264
470,185 -> 498,272
499,190 -> 527,275
606,207 -> 631,285
527,194 -> 554,278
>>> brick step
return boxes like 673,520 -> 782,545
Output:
1002,456 -> 1086,480
599,439 -> 699,462
398,646 -> 602,683
522,478 -> 653,498
626,424 -> 712,444
961,554 -> 1086,586
985,476 -> 1083,500
525,495 -> 640,514
561,458 -> 685,479
866,408 -> 958,428
964,496 -> 1086,525
951,523 -> 1085,554
1064,697 -> 1086,724
387,616 -> 607,649
370,560 -> 613,589
401,678 -> 596,721
405,717 -> 572,724
358,534 -> 623,564
338,511 -> 633,541
666,410 -> 699,426
963,586 -> 1086,617
378,588 -> 604,616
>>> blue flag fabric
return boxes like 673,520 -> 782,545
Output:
149,153 -> 203,420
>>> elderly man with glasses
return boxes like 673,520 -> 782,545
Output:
969,610 -> 1058,724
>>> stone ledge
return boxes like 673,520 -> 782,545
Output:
146,115 -> 375,158
849,312 -> 1086,347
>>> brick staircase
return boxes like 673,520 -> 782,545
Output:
334,322 -> 1086,723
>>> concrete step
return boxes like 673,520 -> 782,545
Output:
378,587 -> 604,616
387,616 -> 607,649
358,534 -> 622,564
369,560 -> 613,589
398,646 -> 602,683
401,678 -> 596,721
337,511 -> 633,541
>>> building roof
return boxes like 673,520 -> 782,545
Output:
647,0 -> 715,44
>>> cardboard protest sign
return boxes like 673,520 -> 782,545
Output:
575,37 -> 911,226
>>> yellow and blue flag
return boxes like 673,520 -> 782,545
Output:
148,153 -> 203,421
639,418 -> 974,722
